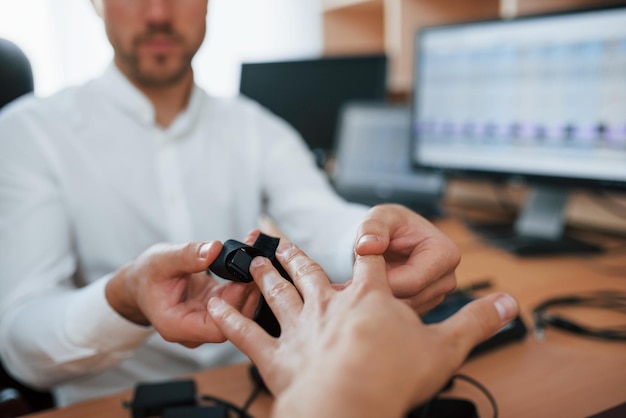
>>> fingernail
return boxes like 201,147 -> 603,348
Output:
494,294 -> 518,322
208,297 -> 224,311
276,242 -> 293,256
250,256 -> 266,268
357,235 -> 380,246
199,242 -> 214,259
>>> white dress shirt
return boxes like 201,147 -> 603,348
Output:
0,65 -> 368,406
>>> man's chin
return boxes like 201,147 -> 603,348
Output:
132,65 -> 190,88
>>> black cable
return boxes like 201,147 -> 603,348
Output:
533,291 -> 626,341
198,375 -> 263,418
452,374 -> 498,418
240,384 -> 262,414
410,374 -> 498,418
199,394 -> 253,418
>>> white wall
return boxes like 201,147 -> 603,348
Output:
199,0 -> 323,96
0,0 -> 323,97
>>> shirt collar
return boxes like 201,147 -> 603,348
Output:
169,79 -> 204,138
97,63 -> 205,137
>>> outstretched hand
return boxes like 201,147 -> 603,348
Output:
105,240 -> 260,348
354,204 -> 460,314
208,242 -> 518,418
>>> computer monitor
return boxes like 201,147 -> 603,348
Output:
240,54 -> 387,167
411,6 -> 626,255
331,102 -> 445,217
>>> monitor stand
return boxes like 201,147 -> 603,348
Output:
469,185 -> 603,256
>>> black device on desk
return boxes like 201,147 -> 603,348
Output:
330,102 -> 445,218
240,54 -> 387,168
411,5 -> 626,256
422,291 -> 527,356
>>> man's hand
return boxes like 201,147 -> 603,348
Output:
207,243 -> 518,418
105,240 -> 260,347
354,204 -> 460,314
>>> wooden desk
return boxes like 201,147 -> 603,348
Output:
436,218 -> 626,418
27,218 -> 626,418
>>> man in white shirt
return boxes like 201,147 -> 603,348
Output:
0,0 -> 459,406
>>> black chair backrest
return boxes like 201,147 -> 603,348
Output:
0,39 -> 50,416
0,38 -> 34,109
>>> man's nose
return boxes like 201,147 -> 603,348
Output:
144,0 -> 173,25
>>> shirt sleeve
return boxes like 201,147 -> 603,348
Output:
0,106 -> 154,389
250,103 -> 370,282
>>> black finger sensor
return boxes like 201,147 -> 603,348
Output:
207,233 -> 293,337
208,240 -> 264,283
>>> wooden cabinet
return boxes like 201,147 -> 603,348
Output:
323,0 -> 501,94
322,0 -> 385,56
323,0 -> 625,94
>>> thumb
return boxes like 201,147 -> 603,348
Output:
354,217 -> 390,256
148,241 -> 223,277
435,293 -> 519,361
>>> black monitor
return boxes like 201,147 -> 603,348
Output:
411,6 -> 626,255
240,54 -> 387,167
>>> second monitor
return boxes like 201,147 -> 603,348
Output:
331,102 -> 445,217
240,54 -> 387,167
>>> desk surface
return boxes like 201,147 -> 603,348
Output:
27,217 -> 626,418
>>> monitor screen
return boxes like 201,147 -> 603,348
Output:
412,7 -> 626,189
411,6 -> 626,255
240,55 -> 387,166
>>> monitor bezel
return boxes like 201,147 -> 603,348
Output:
409,4 -> 626,192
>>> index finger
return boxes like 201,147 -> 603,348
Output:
352,253 -> 390,292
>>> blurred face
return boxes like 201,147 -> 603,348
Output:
95,0 -> 208,87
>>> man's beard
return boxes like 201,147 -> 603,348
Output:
120,27 -> 195,88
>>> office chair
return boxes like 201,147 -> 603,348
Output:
0,38 -> 53,417
0,359 -> 54,417
0,38 -> 34,109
